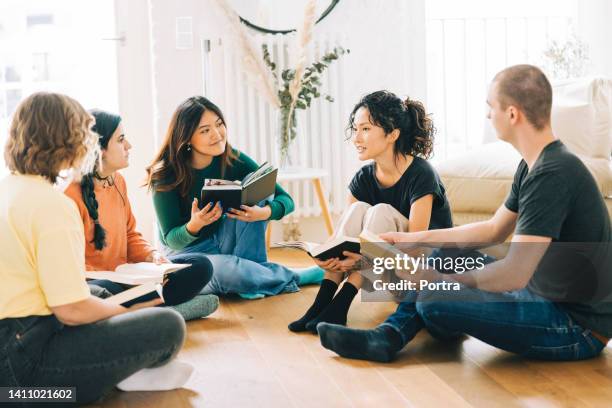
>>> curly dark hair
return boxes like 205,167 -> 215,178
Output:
347,90 -> 436,159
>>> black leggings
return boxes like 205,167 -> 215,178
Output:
89,253 -> 213,306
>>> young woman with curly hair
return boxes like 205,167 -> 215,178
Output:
289,90 -> 454,333
0,93 -> 193,404
64,109 -> 219,321
145,96 -> 323,299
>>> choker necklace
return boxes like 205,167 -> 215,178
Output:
94,172 -> 114,188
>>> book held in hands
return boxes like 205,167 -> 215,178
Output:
85,262 -> 191,305
85,262 -> 191,285
201,161 -> 278,210
358,230 -> 406,260
276,236 -> 360,261
103,282 -> 165,306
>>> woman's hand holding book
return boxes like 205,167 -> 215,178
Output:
226,204 -> 271,222
186,198 -> 223,235
315,251 -> 362,273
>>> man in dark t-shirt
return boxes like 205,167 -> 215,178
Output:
317,64 -> 612,363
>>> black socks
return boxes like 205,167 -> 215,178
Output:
317,324 -> 404,363
288,279 -> 338,332
305,282 -> 359,333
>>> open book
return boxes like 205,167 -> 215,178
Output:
103,282 -> 165,306
359,230 -> 406,260
85,262 -> 191,285
201,162 -> 278,211
276,235 -> 360,261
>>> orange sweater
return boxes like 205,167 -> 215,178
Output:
64,173 -> 155,271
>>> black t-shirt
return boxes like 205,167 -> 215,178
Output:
505,140 -> 612,336
349,157 -> 453,230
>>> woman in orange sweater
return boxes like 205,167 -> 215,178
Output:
65,109 -> 217,320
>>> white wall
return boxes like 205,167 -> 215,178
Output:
576,0 -> 612,77
116,0 -> 427,243
114,0 -> 156,241
113,0 -> 610,244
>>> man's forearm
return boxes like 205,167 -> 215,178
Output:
413,220 -> 499,246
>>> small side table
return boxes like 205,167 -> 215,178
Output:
266,167 -> 335,250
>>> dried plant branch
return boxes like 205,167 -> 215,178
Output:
213,0 -> 280,108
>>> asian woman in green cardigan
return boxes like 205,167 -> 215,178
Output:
145,96 -> 322,299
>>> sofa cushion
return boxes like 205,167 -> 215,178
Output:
552,78 -> 612,159
436,141 -> 612,214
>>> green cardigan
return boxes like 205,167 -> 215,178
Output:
153,151 -> 294,250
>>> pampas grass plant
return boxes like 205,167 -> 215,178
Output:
213,0 -> 280,108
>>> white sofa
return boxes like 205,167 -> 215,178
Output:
435,77 -> 612,225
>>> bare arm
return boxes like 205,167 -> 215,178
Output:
407,194 -> 433,233
382,204 -> 518,246
51,296 -> 162,326
449,234 -> 551,292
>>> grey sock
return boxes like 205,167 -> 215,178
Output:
171,294 -> 220,321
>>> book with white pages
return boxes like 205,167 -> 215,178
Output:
275,235 -> 360,261
200,162 -> 278,211
358,230 -> 406,260
85,262 -> 191,286
104,282 -> 165,306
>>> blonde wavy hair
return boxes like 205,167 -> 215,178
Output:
4,92 -> 99,183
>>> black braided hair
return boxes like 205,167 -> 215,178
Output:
81,174 -> 106,250
81,109 -> 121,250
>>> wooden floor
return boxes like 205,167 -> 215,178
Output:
91,248 -> 612,408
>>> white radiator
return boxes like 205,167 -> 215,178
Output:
203,32 -> 350,218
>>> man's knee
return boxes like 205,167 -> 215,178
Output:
414,286 -> 473,323
415,289 -> 463,339
415,287 -> 450,321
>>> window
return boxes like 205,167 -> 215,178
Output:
426,0 -> 580,159
0,0 -> 118,176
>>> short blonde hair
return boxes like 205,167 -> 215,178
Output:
4,92 -> 98,182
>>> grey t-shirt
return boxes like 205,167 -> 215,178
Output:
505,140 -> 612,336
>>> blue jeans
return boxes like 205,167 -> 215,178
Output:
382,251 -> 605,361
173,216 -> 299,297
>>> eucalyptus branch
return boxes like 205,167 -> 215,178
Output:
261,43 -> 349,159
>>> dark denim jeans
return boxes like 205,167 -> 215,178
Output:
383,286 -> 605,360
0,308 -> 185,404
381,249 -> 605,361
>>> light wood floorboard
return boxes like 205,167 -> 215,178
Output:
89,248 -> 612,408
